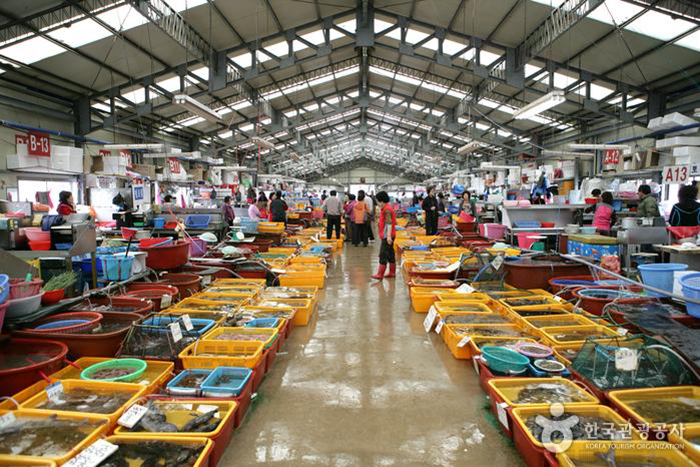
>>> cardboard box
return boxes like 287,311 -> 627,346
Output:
189,167 -> 204,182
131,163 -> 156,179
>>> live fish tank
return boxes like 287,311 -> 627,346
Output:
114,400 -> 233,435
510,306 -> 572,317
472,337 -> 538,350
0,412 -> 108,462
488,378 -> 598,407
98,439 -> 206,466
166,369 -> 213,396
200,367 -> 253,397
443,314 -> 512,325
119,314 -> 205,361
540,325 -> 621,345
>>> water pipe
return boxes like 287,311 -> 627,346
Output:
0,119 -> 107,145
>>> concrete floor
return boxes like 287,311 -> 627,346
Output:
221,241 -> 522,466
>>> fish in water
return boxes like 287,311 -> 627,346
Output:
592,447 -> 669,467
135,402 -> 178,433
99,440 -> 203,466
181,409 -> 217,432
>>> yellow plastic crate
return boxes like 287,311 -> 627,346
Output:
522,314 -> 597,337
291,256 -> 326,264
255,298 -> 314,326
487,377 -> 599,408
441,324 -> 526,360
174,297 -> 250,312
279,272 -> 325,289
501,295 -> 563,309
512,405 -> 641,451
50,357 -> 173,393
608,386 -> 700,430
0,410 -> 109,465
202,284 -> 261,296
213,278 -> 267,287
434,301 -> 498,315
468,337 -> 539,357
268,247 -> 298,255
19,380 -> 147,426
668,425 -> 700,464
105,436 -> 214,467
557,441 -> 695,466
191,292 -> 254,304
539,324 -> 622,346
161,308 -> 231,323
247,307 -> 297,322
180,340 -> 264,369
202,326 -> 279,349
552,343 -> 584,366
114,400 -> 237,439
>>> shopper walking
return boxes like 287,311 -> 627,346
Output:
372,191 -> 397,280
344,194 -> 357,243
353,191 -> 369,247
323,190 -> 342,239
365,191 -> 375,243
422,186 -> 439,235
270,191 -> 288,224
222,196 -> 235,226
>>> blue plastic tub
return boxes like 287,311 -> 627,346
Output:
35,319 -> 89,330
481,346 -> 530,374
166,369 -> 213,396
514,221 -> 541,228
55,243 -> 73,250
681,273 -> 700,318
244,318 -> 281,329
142,315 -> 216,336
185,215 -> 211,229
406,206 -> 418,214
200,367 -> 253,397
100,255 -> 134,281
0,274 -> 9,304
153,218 -> 165,229
638,263 -> 688,297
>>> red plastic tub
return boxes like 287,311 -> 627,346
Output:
548,275 -> 598,299
29,241 -> 51,251
41,288 -> 65,305
141,240 -> 190,270
0,338 -> 68,396
123,287 -> 178,312
572,285 -> 651,316
125,283 -> 180,298
9,278 -> 43,299
251,355 -> 266,393
13,312 -> 142,359
71,296 -> 154,316
158,273 -> 201,298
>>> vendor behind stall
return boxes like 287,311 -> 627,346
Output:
584,189 -> 602,214
57,191 -> 76,216
593,192 -> 616,233
636,185 -> 660,218
222,196 -> 235,226
669,184 -> 700,227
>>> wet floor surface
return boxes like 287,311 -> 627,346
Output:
221,241 -> 522,466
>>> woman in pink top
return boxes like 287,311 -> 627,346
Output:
593,191 -> 615,232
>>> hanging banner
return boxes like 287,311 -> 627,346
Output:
28,131 -> 51,157
603,149 -> 621,166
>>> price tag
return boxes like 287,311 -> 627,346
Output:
496,402 -> 509,429
435,319 -> 445,334
181,314 -> 194,332
491,256 -> 504,270
0,412 -> 16,428
169,322 -> 183,343
615,348 -> 639,371
423,306 -> 438,332
202,275 -> 212,286
271,268 -> 287,274
457,336 -> 472,348
445,261 -> 460,273
117,404 -> 148,428
45,382 -> 64,402
161,294 -> 172,308
473,356 -> 481,375
197,404 -> 219,417
455,283 -> 475,294
64,439 -> 119,467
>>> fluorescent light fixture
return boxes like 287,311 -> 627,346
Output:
513,90 -> 565,120
173,94 -> 222,123
250,136 -> 275,150
103,143 -> 166,151
543,150 -> 595,158
457,142 -> 481,155
568,144 -> 631,151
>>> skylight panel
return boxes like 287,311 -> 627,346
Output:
95,5 -> 146,31
676,30 -> 700,52
48,18 -> 111,48
587,0 -> 643,24
337,19 -> 357,34
181,116 -> 205,127
218,130 -> 233,138
191,67 -> 208,80
231,53 -> 253,68
1,37 -> 65,64
121,87 -> 146,104
626,10 -> 695,41
156,75 -> 182,92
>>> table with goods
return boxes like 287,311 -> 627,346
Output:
393,217 -> 700,467
0,220 -> 334,466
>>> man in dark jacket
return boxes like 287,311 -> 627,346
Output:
270,191 -> 288,224
422,186 -> 439,235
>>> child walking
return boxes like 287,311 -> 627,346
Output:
372,191 -> 397,280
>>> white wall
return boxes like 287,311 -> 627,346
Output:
313,167 -> 413,186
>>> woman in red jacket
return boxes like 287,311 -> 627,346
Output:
372,191 -> 397,280
57,191 -> 76,216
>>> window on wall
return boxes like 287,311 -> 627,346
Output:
17,178 -> 79,212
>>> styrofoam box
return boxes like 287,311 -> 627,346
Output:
673,146 -> 700,157
8,144 -> 83,173
662,112 -> 698,136
98,155 -> 127,176
656,136 -> 700,149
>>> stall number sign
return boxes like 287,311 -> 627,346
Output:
664,165 -> 690,184
119,150 -> 132,168
603,149 -> 621,166
15,134 -> 27,148
168,158 -> 181,174
28,131 -> 51,157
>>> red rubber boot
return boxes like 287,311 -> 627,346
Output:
385,262 -> 396,278
372,264 -> 387,280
